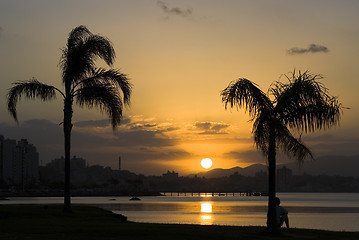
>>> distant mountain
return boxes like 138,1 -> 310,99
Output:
283,155 -> 359,177
188,163 -> 267,178
188,155 -> 359,178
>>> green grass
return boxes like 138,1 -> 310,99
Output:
0,205 -> 358,240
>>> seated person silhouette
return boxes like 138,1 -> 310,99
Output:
276,197 -> 289,228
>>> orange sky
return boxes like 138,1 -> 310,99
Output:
0,1 -> 358,175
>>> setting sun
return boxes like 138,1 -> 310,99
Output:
201,158 -> 213,169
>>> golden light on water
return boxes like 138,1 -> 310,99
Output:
200,202 -> 213,225
201,214 -> 212,222
201,202 -> 212,213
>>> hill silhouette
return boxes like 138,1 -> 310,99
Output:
285,155 -> 359,177
188,163 -> 267,178
188,155 -> 359,178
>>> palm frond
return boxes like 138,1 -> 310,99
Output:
280,102 -> 341,132
276,127 -> 313,164
221,78 -> 273,119
253,110 -> 313,164
66,25 -> 92,48
75,83 -> 125,129
7,78 -> 57,122
274,71 -> 342,133
252,111 -> 271,155
60,25 -> 116,85
59,26 -> 91,80
75,68 -> 132,106
59,26 -> 131,131
82,34 -> 115,66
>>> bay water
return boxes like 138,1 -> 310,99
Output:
2,192 -> 358,231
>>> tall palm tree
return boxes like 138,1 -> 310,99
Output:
221,70 -> 342,232
7,26 -> 132,212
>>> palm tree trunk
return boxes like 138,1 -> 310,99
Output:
267,130 -> 277,233
63,97 -> 73,212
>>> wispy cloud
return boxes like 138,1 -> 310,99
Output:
193,121 -> 229,135
287,44 -> 329,55
157,1 -> 192,17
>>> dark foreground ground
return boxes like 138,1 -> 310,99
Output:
0,205 -> 358,240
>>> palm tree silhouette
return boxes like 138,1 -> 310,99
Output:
7,26 -> 132,212
221,70 -> 342,232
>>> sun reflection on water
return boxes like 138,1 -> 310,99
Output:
201,202 -> 212,213
200,202 -> 213,225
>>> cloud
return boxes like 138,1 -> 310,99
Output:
123,147 -> 191,162
72,117 -> 179,149
157,1 -> 192,17
287,44 -> 329,55
224,149 -> 288,165
120,148 -> 192,175
74,119 -> 113,128
193,121 -> 229,135
0,119 -> 64,163
0,117 -> 190,174
224,150 -> 265,164
302,134 -> 359,156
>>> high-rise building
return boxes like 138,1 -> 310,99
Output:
1,137 -> 17,184
277,166 -> 292,192
0,135 -> 39,187
47,155 -> 86,170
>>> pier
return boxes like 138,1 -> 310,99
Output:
161,191 -> 267,197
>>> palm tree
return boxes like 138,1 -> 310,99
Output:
221,70 -> 342,232
7,26 -> 132,212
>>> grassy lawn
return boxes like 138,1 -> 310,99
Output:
0,205 -> 358,240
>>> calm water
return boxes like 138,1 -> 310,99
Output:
1,193 -> 359,231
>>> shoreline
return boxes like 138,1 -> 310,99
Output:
0,190 -> 163,198
2,193 -> 359,232
0,205 -> 358,240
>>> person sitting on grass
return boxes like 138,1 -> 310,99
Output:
276,197 -> 289,228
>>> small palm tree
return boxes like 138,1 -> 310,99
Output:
221,70 -> 342,232
7,26 -> 132,212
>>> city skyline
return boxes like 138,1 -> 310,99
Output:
1,133 -> 358,179
1,1 -> 358,175
0,135 -> 39,186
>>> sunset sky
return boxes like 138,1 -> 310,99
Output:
1,0 -> 358,175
